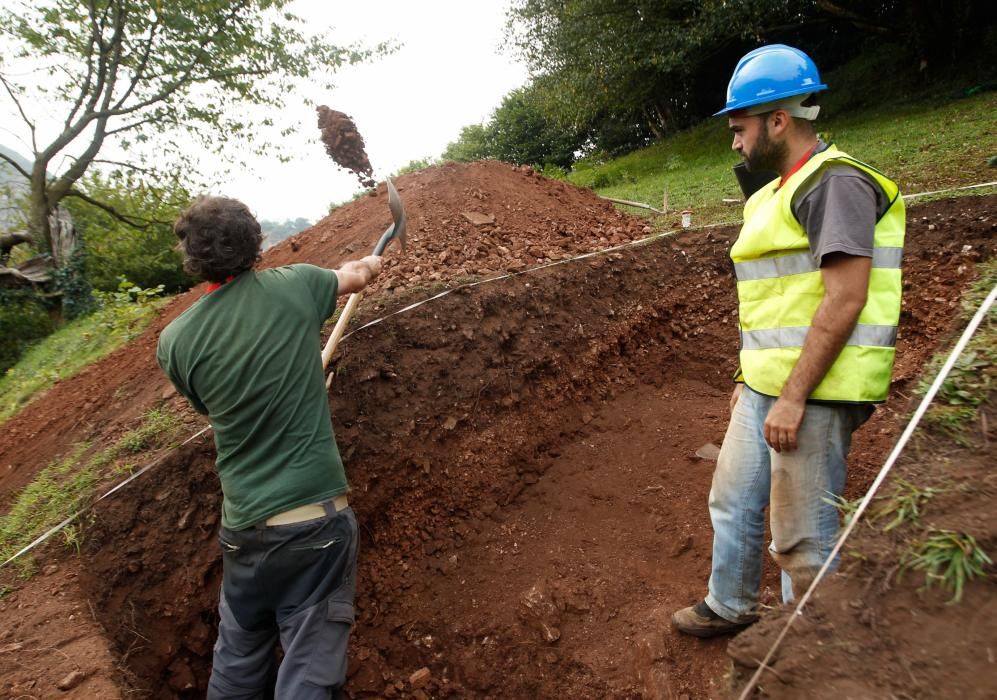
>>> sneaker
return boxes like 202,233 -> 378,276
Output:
671,600 -> 753,638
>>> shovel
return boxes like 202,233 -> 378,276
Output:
321,178 -> 407,383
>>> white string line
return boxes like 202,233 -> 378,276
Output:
0,426 -> 211,570
339,224 -> 700,343
902,180 -> 997,200
338,179 -> 997,342
1,179 -> 993,570
736,283 -> 996,700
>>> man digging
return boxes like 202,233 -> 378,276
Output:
672,45 -> 906,636
157,196 -> 381,697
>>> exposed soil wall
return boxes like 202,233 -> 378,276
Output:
0,168 -> 992,698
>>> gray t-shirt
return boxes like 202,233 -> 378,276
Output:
792,141 -> 890,267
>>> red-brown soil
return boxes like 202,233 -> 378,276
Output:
317,106 -> 377,188
0,163 -> 993,698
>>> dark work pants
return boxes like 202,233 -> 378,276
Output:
207,506 -> 358,700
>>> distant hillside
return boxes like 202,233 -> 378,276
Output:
0,144 -> 36,235
261,217 -> 311,249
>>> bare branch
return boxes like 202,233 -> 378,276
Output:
64,1 -> 102,130
65,188 -> 171,229
89,158 -> 157,175
47,1 -> 127,202
112,11 -> 162,110
1,231 -> 31,254
0,73 -> 37,153
0,150 -> 31,180
815,0 -> 892,33
103,114 -> 164,137
104,0 -> 254,119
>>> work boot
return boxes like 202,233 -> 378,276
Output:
671,600 -> 753,638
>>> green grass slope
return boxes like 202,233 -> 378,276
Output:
570,92 -> 997,226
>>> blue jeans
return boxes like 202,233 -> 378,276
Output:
705,387 -> 872,623
208,506 -> 358,700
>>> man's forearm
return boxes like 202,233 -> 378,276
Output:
781,296 -> 863,401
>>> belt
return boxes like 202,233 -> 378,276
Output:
263,494 -> 349,527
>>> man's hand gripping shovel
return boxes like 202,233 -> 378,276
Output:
321,178 -> 407,387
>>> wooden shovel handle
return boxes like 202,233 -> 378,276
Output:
322,291 -> 363,370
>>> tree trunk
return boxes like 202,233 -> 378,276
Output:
29,164 -> 52,256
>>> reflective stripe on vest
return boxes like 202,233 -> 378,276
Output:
730,144 -> 905,403
740,324 -> 898,351
733,247 -> 903,282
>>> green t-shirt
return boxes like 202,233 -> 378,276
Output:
157,264 -> 346,530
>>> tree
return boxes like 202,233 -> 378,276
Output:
443,86 -> 584,169
488,86 -> 583,168
442,123 -> 493,163
505,0 -> 997,154
0,0 -> 377,295
62,170 -> 195,292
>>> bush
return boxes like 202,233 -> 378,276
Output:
64,171 -> 195,293
0,290 -> 55,374
0,279 -> 167,423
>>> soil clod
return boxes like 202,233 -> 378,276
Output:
316,106 -> 376,188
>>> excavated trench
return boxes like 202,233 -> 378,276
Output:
73,194 -> 995,698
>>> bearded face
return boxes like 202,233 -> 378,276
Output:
743,116 -> 788,173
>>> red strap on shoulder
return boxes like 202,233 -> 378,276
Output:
204,276 -> 235,295
778,144 -> 818,189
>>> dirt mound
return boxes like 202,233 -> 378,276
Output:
0,183 -> 993,698
0,161 -> 653,509
264,160 -> 652,293
317,106 -> 376,188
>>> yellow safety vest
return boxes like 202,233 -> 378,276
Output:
731,145 -> 905,402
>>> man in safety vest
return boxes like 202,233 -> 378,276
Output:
672,45 -> 905,637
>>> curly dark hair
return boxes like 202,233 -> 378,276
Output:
174,196 -> 263,282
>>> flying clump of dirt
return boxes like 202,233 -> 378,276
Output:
316,106 -> 376,188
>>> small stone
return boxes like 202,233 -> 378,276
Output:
56,670 -> 86,691
461,211 -> 495,226
442,417 -> 458,431
409,667 -> 431,689
43,564 -> 59,576
167,659 -> 196,691
694,443 -> 721,461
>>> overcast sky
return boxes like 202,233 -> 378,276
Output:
241,0 -> 530,222
0,0 -> 529,223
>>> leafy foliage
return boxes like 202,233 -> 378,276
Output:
0,0 -> 381,272
444,85 -> 584,169
0,289 -> 56,375
392,157 -> 437,177
443,124 -> 493,163
874,479 -> 942,532
51,240 -> 97,320
499,0 -> 997,159
0,279 -> 167,423
63,171 -> 195,293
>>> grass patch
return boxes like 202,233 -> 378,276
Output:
902,530 -> 992,604
0,293 -> 170,425
0,408 -> 184,576
825,492 -> 864,530
919,260 -> 996,442
569,92 -> 997,226
873,478 -> 943,532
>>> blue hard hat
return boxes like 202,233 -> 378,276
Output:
715,44 -> 828,116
